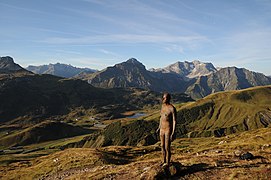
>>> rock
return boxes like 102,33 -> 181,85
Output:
239,152 -> 254,160
218,140 -> 227,145
234,150 -> 243,157
262,144 -> 271,150
53,158 -> 59,162
141,162 -> 183,179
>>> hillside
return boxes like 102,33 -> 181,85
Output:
177,85 -> 271,137
0,121 -> 92,147
55,85 -> 271,150
1,126 -> 270,179
26,63 -> 96,78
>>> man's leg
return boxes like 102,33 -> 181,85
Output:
165,134 -> 171,165
160,134 -> 166,164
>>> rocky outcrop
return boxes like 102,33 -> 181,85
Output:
150,60 -> 217,79
0,56 -> 25,72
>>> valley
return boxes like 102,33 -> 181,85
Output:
0,56 -> 271,179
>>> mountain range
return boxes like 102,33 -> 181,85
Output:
2,56 -> 271,99
26,63 -> 96,78
78,58 -> 271,99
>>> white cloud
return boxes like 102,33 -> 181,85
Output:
97,49 -> 122,57
164,44 -> 184,54
42,34 -> 208,45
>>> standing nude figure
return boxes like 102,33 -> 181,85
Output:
156,92 -> 177,166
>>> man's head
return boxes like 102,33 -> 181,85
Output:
162,92 -> 171,104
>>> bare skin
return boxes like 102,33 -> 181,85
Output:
156,93 -> 176,166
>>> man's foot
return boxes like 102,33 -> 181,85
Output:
162,163 -> 169,167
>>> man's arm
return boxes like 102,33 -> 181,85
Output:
156,117 -> 161,134
170,106 -> 177,141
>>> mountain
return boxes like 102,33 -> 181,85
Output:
0,56 -> 23,71
0,56 -> 32,81
79,58 -> 271,98
150,60 -> 217,79
186,67 -> 271,99
81,58 -> 187,92
0,56 -> 31,75
26,63 -> 96,78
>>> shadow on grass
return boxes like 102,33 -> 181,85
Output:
177,162 -> 211,177
96,146 -> 161,165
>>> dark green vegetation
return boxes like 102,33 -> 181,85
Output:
0,121 -> 92,147
64,120 -> 159,149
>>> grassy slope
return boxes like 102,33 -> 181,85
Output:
0,126 -> 270,179
176,85 -> 271,137
60,85 -> 271,149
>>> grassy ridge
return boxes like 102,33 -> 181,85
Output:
176,85 -> 271,137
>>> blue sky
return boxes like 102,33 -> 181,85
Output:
0,0 -> 270,75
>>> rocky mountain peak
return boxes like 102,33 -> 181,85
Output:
0,56 -> 24,71
126,58 -> 140,64
150,60 -> 217,79
115,58 -> 146,70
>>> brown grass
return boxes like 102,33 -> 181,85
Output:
0,127 -> 270,179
